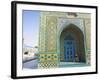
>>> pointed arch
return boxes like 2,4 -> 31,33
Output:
60,24 -> 86,62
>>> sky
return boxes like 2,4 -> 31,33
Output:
23,10 -> 40,47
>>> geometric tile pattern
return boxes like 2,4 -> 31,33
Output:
38,61 -> 58,69
39,53 -> 58,62
46,16 -> 57,52
39,15 -> 58,68
39,14 -> 47,52
38,53 -> 59,68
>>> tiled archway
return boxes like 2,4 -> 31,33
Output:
60,24 -> 86,63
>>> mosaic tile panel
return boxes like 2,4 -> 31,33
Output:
39,14 -> 47,52
46,16 -> 57,52
38,61 -> 58,69
38,53 -> 59,68
39,53 -> 58,62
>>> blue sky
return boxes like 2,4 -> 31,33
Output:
23,10 -> 40,47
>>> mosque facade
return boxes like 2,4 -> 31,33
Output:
38,11 -> 91,68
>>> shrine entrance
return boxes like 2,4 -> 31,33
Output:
60,24 -> 86,63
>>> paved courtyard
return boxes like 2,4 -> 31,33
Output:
23,59 -> 38,69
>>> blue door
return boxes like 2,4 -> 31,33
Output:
64,39 -> 75,62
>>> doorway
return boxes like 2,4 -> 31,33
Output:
60,24 -> 86,62
64,36 -> 75,62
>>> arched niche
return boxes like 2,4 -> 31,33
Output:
60,24 -> 86,63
